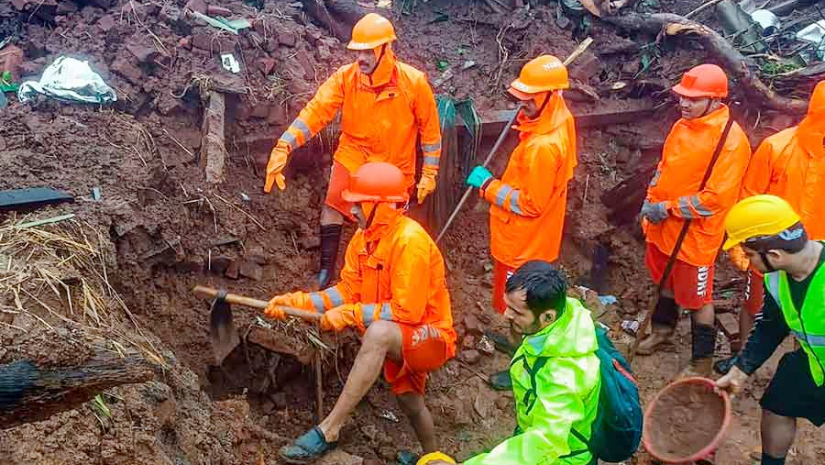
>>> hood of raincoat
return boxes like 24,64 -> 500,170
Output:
515,90 -> 572,136
358,46 -> 397,89
362,202 -> 404,243
797,81 -> 825,160
519,297 -> 598,358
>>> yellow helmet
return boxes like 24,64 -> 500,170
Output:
416,452 -> 456,465
723,195 -> 801,250
347,13 -> 396,50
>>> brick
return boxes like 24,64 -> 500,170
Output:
239,260 -> 263,281
97,14 -> 116,32
256,57 -> 275,76
225,260 -> 240,279
460,349 -> 481,365
463,314 -> 483,335
184,0 -> 207,15
209,256 -> 232,274
110,55 -> 144,85
207,5 -> 232,17
265,103 -> 287,125
125,39 -> 159,64
200,91 -> 226,184
0,45 -> 24,82
278,30 -> 297,47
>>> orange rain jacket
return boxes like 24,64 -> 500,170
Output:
740,82 -> 825,240
305,205 -> 456,351
644,105 -> 752,267
276,49 -> 442,186
481,92 -> 577,267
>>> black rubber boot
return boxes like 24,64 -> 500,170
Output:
317,224 -> 342,289
679,321 -> 717,379
651,296 -> 679,328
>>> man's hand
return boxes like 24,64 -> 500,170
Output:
417,171 -> 437,204
264,143 -> 290,192
466,166 -> 493,189
320,304 -> 363,332
640,200 -> 669,224
716,365 -> 748,396
267,291 -> 312,311
728,245 -> 750,271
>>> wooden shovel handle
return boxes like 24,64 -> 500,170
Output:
192,285 -> 322,322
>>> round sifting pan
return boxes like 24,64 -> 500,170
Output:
643,377 -> 732,464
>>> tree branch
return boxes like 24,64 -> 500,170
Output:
605,12 -> 809,114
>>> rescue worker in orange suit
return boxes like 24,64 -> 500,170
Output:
264,162 -> 456,464
715,80 -> 825,375
465,55 -> 577,390
637,64 -> 752,378
263,13 -> 442,289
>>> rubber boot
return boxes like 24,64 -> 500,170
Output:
636,296 -> 679,356
713,354 -> 738,375
678,322 -> 717,379
317,224 -> 342,289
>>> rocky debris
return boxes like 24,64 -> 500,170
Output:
463,314 -> 484,336
0,45 -> 24,81
226,260 -> 240,279
460,349 -> 481,365
238,260 -> 263,281
462,334 -> 476,350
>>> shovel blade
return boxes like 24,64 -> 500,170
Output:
209,296 -> 240,365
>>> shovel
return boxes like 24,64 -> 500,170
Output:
192,285 -> 322,365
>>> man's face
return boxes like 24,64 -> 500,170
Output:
679,95 -> 712,120
356,49 -> 378,74
351,203 -> 368,229
504,289 -> 556,335
743,246 -> 782,273
521,94 -> 543,119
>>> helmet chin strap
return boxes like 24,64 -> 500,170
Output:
364,202 -> 379,230
760,251 -> 776,273
700,99 -> 715,117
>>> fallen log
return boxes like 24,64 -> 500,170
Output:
300,0 -> 368,42
0,350 -> 154,430
604,12 -> 809,115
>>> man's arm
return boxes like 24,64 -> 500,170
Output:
277,67 -> 347,152
414,76 -> 442,177
305,236 -> 363,313
669,132 -> 751,220
734,292 -> 790,374
481,142 -> 563,217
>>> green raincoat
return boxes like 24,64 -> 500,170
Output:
464,298 -> 601,465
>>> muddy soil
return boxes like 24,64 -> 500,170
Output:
647,380 -> 727,461
0,0 -> 822,464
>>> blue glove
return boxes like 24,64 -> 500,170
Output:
640,200 -> 669,224
466,166 -> 493,189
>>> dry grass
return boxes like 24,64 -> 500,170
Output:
0,214 -> 164,366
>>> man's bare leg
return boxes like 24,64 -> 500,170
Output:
320,205 -> 343,226
398,393 -> 437,453
762,409 -> 796,464
318,320 -> 402,441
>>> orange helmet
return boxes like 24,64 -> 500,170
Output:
509,55 -> 569,100
672,64 -> 728,98
347,13 -> 397,51
342,162 -> 409,203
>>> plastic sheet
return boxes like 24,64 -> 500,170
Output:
18,56 -> 116,104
